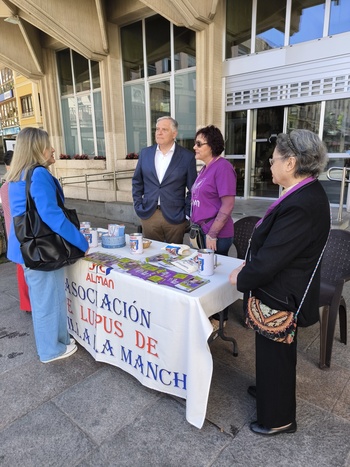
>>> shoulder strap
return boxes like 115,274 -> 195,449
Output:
295,206 -> 332,316
248,206 -> 332,315
24,166 -> 38,210
25,165 -> 60,211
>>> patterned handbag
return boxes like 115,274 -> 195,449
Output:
246,240 -> 328,344
246,297 -> 298,344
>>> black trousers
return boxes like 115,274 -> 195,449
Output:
255,330 -> 297,427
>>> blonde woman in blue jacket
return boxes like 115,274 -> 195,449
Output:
6,128 -> 89,363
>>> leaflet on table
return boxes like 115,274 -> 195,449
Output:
128,263 -> 209,292
169,252 -> 199,273
145,251 -> 199,273
84,251 -> 142,271
161,243 -> 191,256
144,253 -> 173,267
84,251 -> 210,292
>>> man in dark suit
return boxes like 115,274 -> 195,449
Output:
132,116 -> 197,244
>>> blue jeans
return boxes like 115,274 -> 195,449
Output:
205,235 -> 233,321
214,236 -> 234,257
23,266 -> 70,361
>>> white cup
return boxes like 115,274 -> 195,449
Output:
197,249 -> 216,276
90,229 -> 98,248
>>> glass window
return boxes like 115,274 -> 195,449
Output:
77,94 -> 94,154
323,99 -> 350,153
146,15 -> 171,76
289,0 -> 325,45
175,72 -> 196,150
93,92 -> 105,156
124,84 -> 147,154
91,61 -> 101,89
21,95 -> 33,116
225,111 -> 247,155
121,21 -> 143,81
228,159 -> 245,197
320,157 -> 348,204
57,49 -> 105,157
121,16 -> 196,153
61,97 -> 78,156
226,0 -> 252,57
57,49 -> 73,96
174,26 -> 196,70
286,102 -> 321,133
251,107 -> 284,198
150,80 -> 171,135
256,0 -> 286,52
73,51 -> 90,92
329,0 -> 350,35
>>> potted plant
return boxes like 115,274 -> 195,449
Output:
73,154 -> 90,160
126,152 -> 139,159
94,155 -> 106,160
59,154 -> 71,160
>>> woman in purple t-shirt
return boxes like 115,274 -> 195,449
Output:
191,125 -> 237,330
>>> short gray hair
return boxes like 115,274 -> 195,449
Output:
276,129 -> 328,177
156,116 -> 178,132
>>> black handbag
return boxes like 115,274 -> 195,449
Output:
189,223 -> 205,249
189,214 -> 217,250
14,166 -> 85,271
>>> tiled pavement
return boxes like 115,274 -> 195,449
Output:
1,254 -> 349,466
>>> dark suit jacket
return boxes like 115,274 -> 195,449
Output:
132,143 -> 197,224
237,180 -> 330,327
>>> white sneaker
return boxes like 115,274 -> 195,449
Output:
70,337 -> 76,345
41,344 -> 77,363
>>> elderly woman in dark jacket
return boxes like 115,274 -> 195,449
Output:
230,129 -> 330,435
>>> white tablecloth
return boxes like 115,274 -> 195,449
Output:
64,237 -> 243,428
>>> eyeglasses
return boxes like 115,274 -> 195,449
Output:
269,156 -> 285,166
194,141 -> 209,148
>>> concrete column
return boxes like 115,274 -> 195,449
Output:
195,1 -> 224,131
40,48 -> 64,178
99,23 -> 127,174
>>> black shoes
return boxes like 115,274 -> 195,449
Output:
250,420 -> 297,436
247,385 -> 256,398
247,386 -> 297,435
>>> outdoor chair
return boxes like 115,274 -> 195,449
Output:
229,216 -> 261,333
233,216 -> 261,259
319,228 -> 349,369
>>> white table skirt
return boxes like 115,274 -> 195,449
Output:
64,236 -> 243,428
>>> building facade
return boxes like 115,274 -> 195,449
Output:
0,0 -> 349,204
14,73 -> 43,131
0,67 -> 20,161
